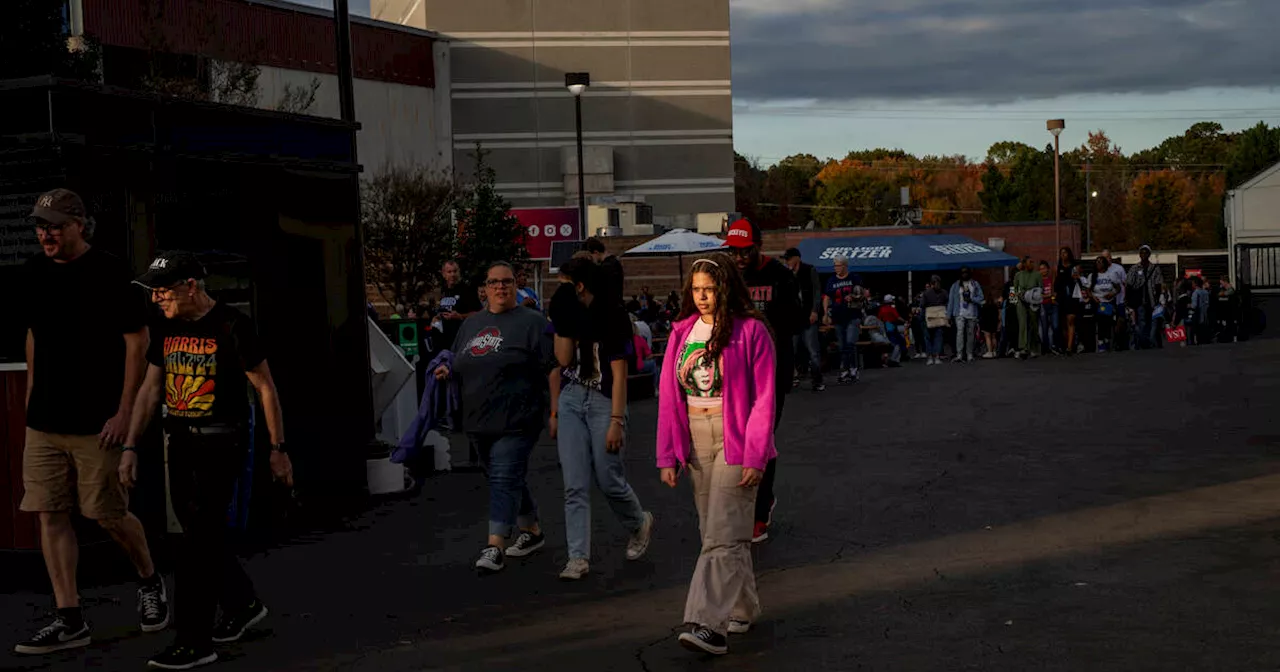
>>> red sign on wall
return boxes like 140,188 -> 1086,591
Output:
512,207 -> 581,261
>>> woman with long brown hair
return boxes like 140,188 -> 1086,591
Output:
656,253 -> 777,656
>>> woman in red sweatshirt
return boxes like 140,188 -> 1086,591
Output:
656,252 -> 777,656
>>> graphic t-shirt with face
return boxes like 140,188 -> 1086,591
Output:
677,318 -> 723,409
145,303 -> 265,427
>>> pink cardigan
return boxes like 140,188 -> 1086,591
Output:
656,315 -> 777,471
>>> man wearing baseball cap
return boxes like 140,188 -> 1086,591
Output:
1126,244 -> 1163,349
723,219 -> 799,543
123,251 -> 294,670
15,189 -> 169,656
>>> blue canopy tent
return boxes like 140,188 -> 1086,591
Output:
798,234 -> 1019,298
798,234 -> 1019,273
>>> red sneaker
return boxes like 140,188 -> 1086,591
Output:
751,521 -> 769,543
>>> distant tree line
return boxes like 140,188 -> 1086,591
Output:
736,120 -> 1280,251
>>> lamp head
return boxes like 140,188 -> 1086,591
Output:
565,72 -> 590,96
1046,118 -> 1065,137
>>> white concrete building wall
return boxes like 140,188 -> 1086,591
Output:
253,62 -> 453,175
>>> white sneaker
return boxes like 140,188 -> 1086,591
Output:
626,512 -> 654,561
559,558 -> 590,580
728,619 -> 752,634
982,351 -> 995,359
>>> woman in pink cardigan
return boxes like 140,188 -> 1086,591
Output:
656,252 -> 777,656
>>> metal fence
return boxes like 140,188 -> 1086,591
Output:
1236,243 -> 1280,291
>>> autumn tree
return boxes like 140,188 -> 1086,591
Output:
812,159 -> 899,228
1127,171 -> 1201,250
362,164 -> 459,310
1066,131 -> 1129,250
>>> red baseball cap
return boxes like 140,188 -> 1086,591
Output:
724,219 -> 759,249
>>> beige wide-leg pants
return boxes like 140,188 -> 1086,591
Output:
682,408 -> 761,635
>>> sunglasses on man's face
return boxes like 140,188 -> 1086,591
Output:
33,220 -> 67,235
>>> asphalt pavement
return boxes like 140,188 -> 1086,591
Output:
3,340 -> 1280,671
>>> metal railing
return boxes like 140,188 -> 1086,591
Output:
1236,243 -> 1280,291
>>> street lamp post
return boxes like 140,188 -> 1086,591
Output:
566,72 -> 591,239
1047,119 -> 1065,254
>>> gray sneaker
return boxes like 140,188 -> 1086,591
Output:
626,511 -> 655,561
559,558 -> 590,580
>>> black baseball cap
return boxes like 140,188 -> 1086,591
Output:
29,188 -> 87,225
134,251 -> 207,289
783,247 -> 802,259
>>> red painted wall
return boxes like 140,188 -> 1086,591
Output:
84,0 -> 436,88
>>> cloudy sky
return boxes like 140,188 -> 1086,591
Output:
730,0 -> 1280,163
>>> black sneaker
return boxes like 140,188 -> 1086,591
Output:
13,617 -> 91,655
146,643 -> 218,670
475,545 -> 504,574
503,530 -> 545,558
678,625 -> 727,655
210,601 -> 268,643
139,578 -> 170,633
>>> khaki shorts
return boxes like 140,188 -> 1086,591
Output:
20,428 -> 128,520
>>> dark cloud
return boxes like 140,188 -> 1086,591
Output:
730,0 -> 1280,103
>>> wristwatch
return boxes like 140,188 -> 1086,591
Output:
121,445 -> 138,453
271,443 -> 288,454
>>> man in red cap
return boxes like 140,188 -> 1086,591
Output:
723,218 -> 799,543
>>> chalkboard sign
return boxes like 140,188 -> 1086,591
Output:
0,192 -> 41,266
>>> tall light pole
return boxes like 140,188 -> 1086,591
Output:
1047,119 -> 1065,254
566,72 -> 590,239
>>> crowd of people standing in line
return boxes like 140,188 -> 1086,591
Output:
928,245 -> 1242,363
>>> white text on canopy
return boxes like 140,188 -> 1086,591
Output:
930,243 -> 991,255
819,246 -> 893,261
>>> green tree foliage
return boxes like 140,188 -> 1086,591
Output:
762,153 -> 823,228
734,152 -> 767,226
454,148 -> 530,285
362,164 -> 459,310
1227,122 -> 1280,188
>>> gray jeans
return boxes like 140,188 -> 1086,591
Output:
557,382 -> 646,561
955,315 -> 979,359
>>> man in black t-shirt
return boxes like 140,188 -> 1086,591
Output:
438,260 -> 481,351
121,251 -> 293,671
724,219 -> 800,544
14,189 -> 168,657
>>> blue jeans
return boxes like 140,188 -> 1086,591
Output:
1038,305 -> 1056,354
557,383 -> 646,561
925,326 -> 945,355
639,359 -> 658,389
834,320 -> 860,371
1134,305 -> 1153,349
793,322 -> 823,384
470,431 -> 540,539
